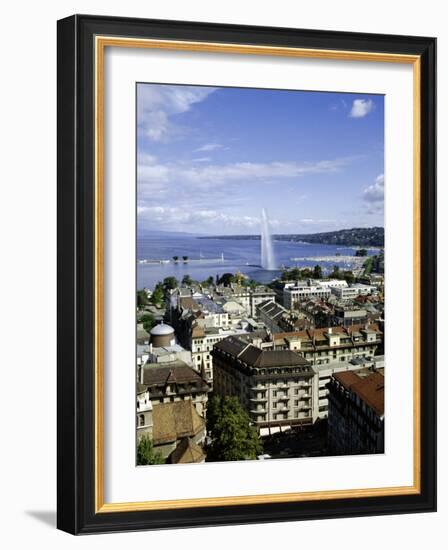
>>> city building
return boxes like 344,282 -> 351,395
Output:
271,324 -> 382,365
257,299 -> 311,333
283,282 -> 331,309
190,324 -> 254,384
139,362 -> 210,417
149,322 -> 176,347
136,388 -> 153,441
212,335 -> 319,433
313,355 -> 384,419
256,300 -> 288,333
327,368 -> 385,455
330,283 -> 377,300
151,400 -> 206,461
213,284 -> 276,317
333,306 -> 368,327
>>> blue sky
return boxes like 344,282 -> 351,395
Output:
137,83 -> 384,235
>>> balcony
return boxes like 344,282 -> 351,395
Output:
250,397 -> 268,403
251,408 -> 267,414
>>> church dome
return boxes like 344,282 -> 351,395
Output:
150,322 -> 174,336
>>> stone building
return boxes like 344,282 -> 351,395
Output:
151,400 -> 206,462
327,368 -> 385,455
139,362 -> 210,417
136,388 -> 153,441
212,336 -> 319,433
271,324 -> 382,365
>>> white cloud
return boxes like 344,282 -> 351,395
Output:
363,174 -> 384,203
138,206 -> 260,229
192,157 -> 212,163
194,143 -> 223,152
137,157 -> 350,189
349,99 -> 374,118
137,85 -> 216,142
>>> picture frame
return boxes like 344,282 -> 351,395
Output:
57,14 -> 436,534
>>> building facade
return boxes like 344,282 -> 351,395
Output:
272,324 -> 382,366
283,282 -> 331,309
327,368 -> 385,455
212,336 -> 319,434
139,362 -> 210,417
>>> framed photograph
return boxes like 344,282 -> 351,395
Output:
57,14 -> 436,534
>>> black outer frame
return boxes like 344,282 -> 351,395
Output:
57,14 -> 436,535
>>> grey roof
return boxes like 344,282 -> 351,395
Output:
214,336 -> 248,357
214,335 -> 310,369
150,322 -> 174,336
141,362 -> 208,389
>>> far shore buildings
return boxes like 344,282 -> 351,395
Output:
327,368 -> 385,455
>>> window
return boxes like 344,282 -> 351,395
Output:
139,414 -> 145,426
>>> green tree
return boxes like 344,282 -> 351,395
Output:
182,274 -> 193,286
201,276 -> 214,287
136,289 -> 148,309
343,270 -> 355,285
312,264 -> 323,279
137,435 -> 164,465
150,283 -> 164,307
330,265 -> 341,279
172,256 -> 179,263
300,267 -> 313,279
206,396 -> 262,462
163,276 -> 178,290
363,256 -> 374,276
218,273 -> 235,287
355,248 -> 368,257
140,313 -> 156,333
182,255 -> 189,262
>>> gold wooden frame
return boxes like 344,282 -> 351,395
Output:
94,36 -> 421,514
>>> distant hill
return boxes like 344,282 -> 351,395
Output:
198,227 -> 384,247
276,227 -> 384,247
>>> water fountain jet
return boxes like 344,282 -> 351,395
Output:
260,208 -> 276,270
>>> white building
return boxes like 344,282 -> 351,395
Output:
313,279 -> 348,290
136,390 -> 153,441
330,283 -> 377,300
283,282 -> 331,309
191,324 -> 251,383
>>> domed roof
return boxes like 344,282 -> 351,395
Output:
150,322 -> 174,336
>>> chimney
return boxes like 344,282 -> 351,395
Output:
328,327 -> 332,334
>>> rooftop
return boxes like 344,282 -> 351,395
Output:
169,437 -> 205,464
150,322 -> 175,336
152,401 -> 205,445
333,369 -> 384,417
141,363 -> 208,389
214,335 -> 311,369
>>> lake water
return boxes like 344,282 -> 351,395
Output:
137,234 -> 378,290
